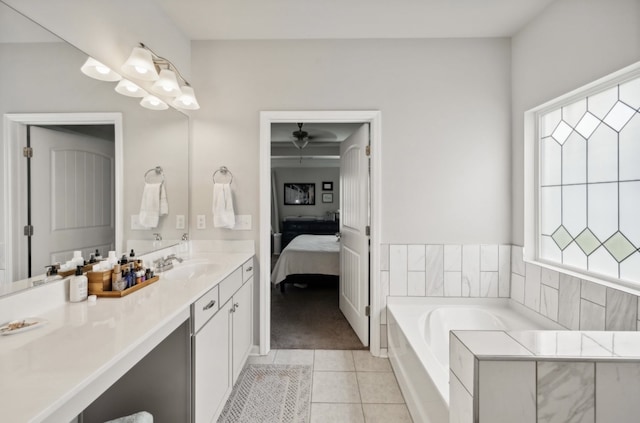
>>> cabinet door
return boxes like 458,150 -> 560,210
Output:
232,278 -> 253,383
194,300 -> 232,423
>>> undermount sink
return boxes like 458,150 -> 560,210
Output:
161,260 -> 218,280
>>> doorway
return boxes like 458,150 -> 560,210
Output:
259,111 -> 382,356
3,113 -> 123,282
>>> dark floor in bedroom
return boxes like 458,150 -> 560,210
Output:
271,269 -> 366,350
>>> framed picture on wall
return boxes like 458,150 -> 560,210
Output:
322,181 -> 333,191
284,183 -> 316,205
322,193 -> 333,203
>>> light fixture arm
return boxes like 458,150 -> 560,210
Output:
139,42 -> 192,87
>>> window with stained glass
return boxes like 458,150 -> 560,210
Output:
538,74 -> 640,284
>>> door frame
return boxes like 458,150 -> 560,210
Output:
259,110 -> 382,356
3,112 -> 123,282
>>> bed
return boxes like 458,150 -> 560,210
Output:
271,234 -> 340,290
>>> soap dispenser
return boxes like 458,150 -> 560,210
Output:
70,265 -> 88,302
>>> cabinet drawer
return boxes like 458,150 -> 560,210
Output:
192,285 -> 219,333
219,267 -> 242,306
242,258 -> 254,282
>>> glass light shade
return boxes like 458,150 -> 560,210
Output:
172,85 -> 200,110
121,47 -> 159,81
80,57 -> 121,82
140,95 -> 168,110
114,79 -> 147,98
151,69 -> 182,97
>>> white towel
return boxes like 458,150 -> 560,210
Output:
105,411 -> 153,423
212,183 -> 235,228
139,182 -> 168,228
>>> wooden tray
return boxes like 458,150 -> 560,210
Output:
92,275 -> 160,298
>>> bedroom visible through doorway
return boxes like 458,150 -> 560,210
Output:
269,122 -> 365,350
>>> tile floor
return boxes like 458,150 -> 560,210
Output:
247,349 -> 413,423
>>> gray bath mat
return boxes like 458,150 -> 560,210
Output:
217,364 -> 312,423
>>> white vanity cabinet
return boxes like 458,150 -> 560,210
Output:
192,257 -> 254,423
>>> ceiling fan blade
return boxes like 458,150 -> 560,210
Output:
292,138 -> 309,149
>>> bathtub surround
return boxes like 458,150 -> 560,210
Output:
450,330 -> 640,423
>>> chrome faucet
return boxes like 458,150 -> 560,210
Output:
154,254 -> 184,272
153,233 -> 162,241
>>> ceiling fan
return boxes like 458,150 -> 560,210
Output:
291,122 -> 317,149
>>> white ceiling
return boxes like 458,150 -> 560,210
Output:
154,0 -> 556,40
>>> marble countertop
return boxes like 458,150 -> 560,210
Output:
0,242 -> 253,423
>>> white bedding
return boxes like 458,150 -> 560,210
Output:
271,234 -> 340,285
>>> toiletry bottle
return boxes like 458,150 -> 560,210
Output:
129,249 -> 136,262
89,253 -> 96,264
107,251 -> 118,267
120,254 -> 128,265
94,249 -> 102,260
70,265 -> 88,302
44,264 -> 63,283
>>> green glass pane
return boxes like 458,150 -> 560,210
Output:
576,229 -> 601,255
552,226 -> 573,251
604,232 -> 637,263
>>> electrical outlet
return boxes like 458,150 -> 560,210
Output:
176,214 -> 185,229
196,214 -> 206,229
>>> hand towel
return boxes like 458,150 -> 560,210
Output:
139,182 -> 163,228
212,183 -> 236,228
105,411 -> 153,423
159,182 -> 169,216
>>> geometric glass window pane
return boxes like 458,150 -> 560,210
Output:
587,182 -> 618,242
620,77 -> 640,109
562,184 -> 586,238
603,101 -> 636,132
563,241 -> 587,269
588,245 -> 620,278
563,98 -> 587,127
576,228 -> 601,255
541,235 -> 562,262
619,113 -> 640,181
540,186 -> 561,235
619,181 -> 640,248
587,124 -> 617,183
540,138 -> 562,186
552,225 -> 573,250
552,120 -> 573,144
541,109 -> 562,137
603,231 -> 637,263
587,86 -> 618,120
562,132 -> 587,184
620,252 -> 640,283
575,111 -> 601,139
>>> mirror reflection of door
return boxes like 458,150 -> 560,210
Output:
23,125 -> 115,279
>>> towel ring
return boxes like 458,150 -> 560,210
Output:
144,166 -> 165,183
212,166 -> 233,184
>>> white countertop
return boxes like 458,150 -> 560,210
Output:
0,242 -> 254,423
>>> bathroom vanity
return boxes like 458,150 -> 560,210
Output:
0,241 -> 254,423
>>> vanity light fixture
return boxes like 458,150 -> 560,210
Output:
80,57 -> 122,82
140,94 -> 169,110
81,43 -> 200,111
121,46 -> 159,81
151,68 -> 182,97
115,79 -> 147,97
172,85 -> 200,110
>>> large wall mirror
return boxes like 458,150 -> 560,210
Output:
0,2 -> 190,294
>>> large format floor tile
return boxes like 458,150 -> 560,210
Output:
314,350 -> 356,371
310,403 -> 365,423
353,350 -> 392,372
362,404 -> 413,423
312,371 -> 361,403
357,372 -> 405,404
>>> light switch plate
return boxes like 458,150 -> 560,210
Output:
176,214 -> 185,229
233,214 -> 252,230
196,214 -> 206,229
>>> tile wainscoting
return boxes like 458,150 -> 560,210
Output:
379,244 -> 640,348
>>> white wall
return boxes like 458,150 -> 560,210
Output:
2,0 -> 191,79
190,38 -> 512,246
510,0 -> 640,245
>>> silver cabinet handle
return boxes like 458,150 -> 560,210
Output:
246,266 -> 253,272
203,300 -> 216,311
234,302 -> 239,308
230,307 -> 235,313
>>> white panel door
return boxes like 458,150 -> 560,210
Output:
339,123 -> 370,346
29,126 -> 114,275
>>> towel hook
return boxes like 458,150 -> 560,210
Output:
144,166 -> 165,183
212,166 -> 233,184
